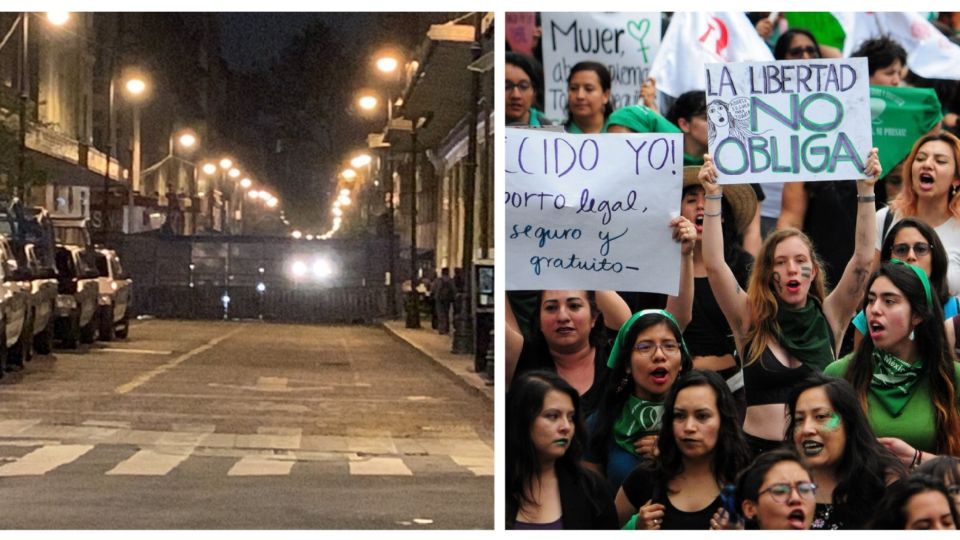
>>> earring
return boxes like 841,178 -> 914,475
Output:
616,375 -> 630,394
909,329 -> 915,341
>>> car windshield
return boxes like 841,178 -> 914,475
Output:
54,226 -> 89,247
95,253 -> 109,277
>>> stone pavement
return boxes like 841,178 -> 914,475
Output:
382,320 -> 494,402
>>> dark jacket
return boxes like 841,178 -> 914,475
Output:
506,462 -> 618,530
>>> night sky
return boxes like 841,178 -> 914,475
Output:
217,13 -> 387,73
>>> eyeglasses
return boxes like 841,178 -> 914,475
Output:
758,482 -> 817,504
787,46 -> 819,57
505,81 -> 533,93
633,341 -> 681,357
892,242 -> 933,258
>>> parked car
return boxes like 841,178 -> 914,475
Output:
94,249 -> 132,340
51,216 -> 92,249
0,201 -> 59,356
0,235 -> 33,374
54,245 -> 100,348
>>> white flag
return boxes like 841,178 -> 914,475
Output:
839,12 -> 960,80
649,12 -> 774,98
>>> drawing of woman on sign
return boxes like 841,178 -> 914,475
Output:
706,98 -> 755,148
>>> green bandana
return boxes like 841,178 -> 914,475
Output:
870,348 -> 924,416
607,309 -> 690,369
606,105 -> 681,135
776,298 -> 834,372
613,394 -> 664,455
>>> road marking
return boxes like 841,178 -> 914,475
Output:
96,348 -> 173,355
227,455 -> 296,476
106,447 -> 191,476
450,456 -> 493,476
348,455 -> 413,476
0,419 -> 42,436
114,326 -> 245,394
0,444 -> 94,476
256,377 -> 288,391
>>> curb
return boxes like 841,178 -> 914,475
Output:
381,322 -> 494,404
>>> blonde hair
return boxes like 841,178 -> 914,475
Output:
745,228 -> 828,365
890,131 -> 960,220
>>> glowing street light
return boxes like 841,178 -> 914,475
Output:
358,95 -> 378,110
376,56 -> 399,74
351,154 -> 371,168
178,132 -> 197,149
248,189 -> 260,199
125,77 -> 146,96
337,194 -> 351,206
339,188 -> 350,197
47,12 -> 70,25
228,168 -> 240,178
240,178 -> 252,189
219,158 -> 233,170
332,207 -> 343,217
202,163 -> 217,175
266,198 -> 279,208
341,168 -> 357,180
291,230 -> 302,239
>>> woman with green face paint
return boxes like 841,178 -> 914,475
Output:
786,373 -> 905,529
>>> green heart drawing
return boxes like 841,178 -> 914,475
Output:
627,19 -> 651,62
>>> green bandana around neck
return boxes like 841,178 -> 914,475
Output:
870,348 -> 924,416
776,298 -> 834,372
613,394 -> 664,455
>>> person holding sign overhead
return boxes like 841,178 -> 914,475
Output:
698,146 -> 881,456
564,61 -> 613,134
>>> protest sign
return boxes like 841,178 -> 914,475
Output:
506,12 -> 537,56
541,13 -> 661,121
505,128 -> 683,294
704,57 -> 871,185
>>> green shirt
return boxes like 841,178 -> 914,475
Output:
566,119 -> 610,134
824,355 -> 960,453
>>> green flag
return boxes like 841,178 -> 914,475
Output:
784,12 -> 846,50
870,86 -> 943,179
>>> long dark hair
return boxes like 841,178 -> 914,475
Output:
527,290 -> 604,353
881,217 -> 952,308
588,312 -> 692,467
506,370 -> 592,524
869,474 -> 960,529
565,61 -> 613,124
916,455 -> 960,489
846,263 -> 960,455
773,28 -> 821,60
646,370 -> 751,491
786,373 -> 906,528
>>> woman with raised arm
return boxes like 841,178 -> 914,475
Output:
698,149 -> 881,455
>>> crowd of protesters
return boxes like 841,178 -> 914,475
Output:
506,11 -> 960,530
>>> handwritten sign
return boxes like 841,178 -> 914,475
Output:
505,128 -> 683,294
704,58 -> 871,184
541,12 -> 661,121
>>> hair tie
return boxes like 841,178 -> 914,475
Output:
606,309 -> 690,369
890,259 -> 934,309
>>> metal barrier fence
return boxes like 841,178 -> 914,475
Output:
96,233 -> 397,322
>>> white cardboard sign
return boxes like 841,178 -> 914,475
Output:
541,12 -> 661,121
505,128 -> 683,294
704,57 -> 872,184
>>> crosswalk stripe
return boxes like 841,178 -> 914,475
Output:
450,456 -> 494,476
105,447 -> 192,476
0,444 -> 94,476
227,455 -> 296,476
0,419 -> 43,437
348,456 -> 413,476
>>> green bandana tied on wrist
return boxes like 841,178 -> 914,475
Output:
870,348 -> 924,416
776,298 -> 834,372
613,394 -> 664,455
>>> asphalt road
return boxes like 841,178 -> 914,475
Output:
0,319 -> 493,529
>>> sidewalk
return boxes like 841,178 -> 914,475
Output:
382,320 -> 494,402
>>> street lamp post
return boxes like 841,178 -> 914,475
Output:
123,75 -> 147,233
405,127 -> 420,329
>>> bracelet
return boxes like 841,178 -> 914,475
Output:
704,210 -> 722,217
910,448 -> 921,470
705,193 -> 723,200
857,194 -> 876,203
